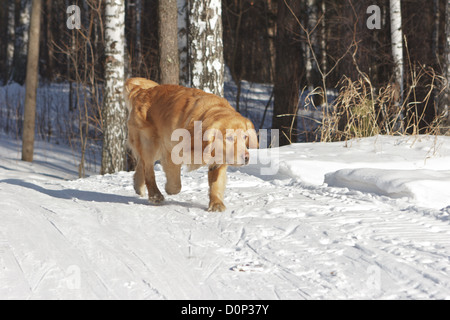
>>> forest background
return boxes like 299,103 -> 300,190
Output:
0,0 -> 449,176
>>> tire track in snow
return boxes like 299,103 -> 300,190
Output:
0,231 -> 33,298
210,174 -> 450,299
66,173 -> 238,299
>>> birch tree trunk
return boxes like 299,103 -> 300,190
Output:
320,0 -> 327,76
5,0 -> 16,83
441,0 -> 450,131
159,0 -> 179,85
101,0 -> 127,174
12,0 -> 32,85
306,0 -> 320,92
389,0 -> 405,132
188,0 -> 224,97
22,0 -> 42,162
178,0 -> 189,86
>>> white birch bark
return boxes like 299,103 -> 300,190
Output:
320,0 -> 327,75
6,0 -> 15,82
101,0 -> 127,174
189,0 -> 224,97
306,0 -> 320,91
178,0 -> 189,86
18,0 -> 31,55
12,0 -> 31,84
389,0 -> 404,132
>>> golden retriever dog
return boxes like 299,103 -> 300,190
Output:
125,78 -> 258,212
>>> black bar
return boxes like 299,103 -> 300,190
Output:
154,301 -> 300,318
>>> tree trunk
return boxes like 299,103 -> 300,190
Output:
43,0 -> 54,81
159,0 -> 179,85
21,0 -> 42,162
135,0 -> 142,69
188,0 -> 224,97
273,0 -> 304,146
12,0 -> 32,85
432,0 -> 440,61
178,0 -> 189,86
305,0 -> 320,91
320,0 -> 327,76
389,0 -> 404,132
101,0 -> 127,175
441,0 -> 450,131
5,0 -> 16,83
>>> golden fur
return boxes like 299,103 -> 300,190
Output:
125,77 -> 258,212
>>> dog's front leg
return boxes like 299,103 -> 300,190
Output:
134,159 -> 146,197
208,165 -> 227,212
144,163 -> 165,205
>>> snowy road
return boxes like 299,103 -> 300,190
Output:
1,135 -> 450,299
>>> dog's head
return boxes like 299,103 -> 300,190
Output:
203,114 -> 258,167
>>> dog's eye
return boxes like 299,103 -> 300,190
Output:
226,136 -> 235,142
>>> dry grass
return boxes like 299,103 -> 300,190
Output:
317,66 -> 447,143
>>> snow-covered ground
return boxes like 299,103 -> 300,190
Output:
1,134 -> 449,299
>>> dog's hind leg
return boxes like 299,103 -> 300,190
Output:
161,155 -> 182,195
137,135 -> 164,205
134,159 -> 146,197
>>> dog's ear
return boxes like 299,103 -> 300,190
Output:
245,119 -> 259,149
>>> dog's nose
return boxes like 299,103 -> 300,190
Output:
244,152 -> 250,165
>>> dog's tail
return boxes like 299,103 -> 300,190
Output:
124,78 -> 159,113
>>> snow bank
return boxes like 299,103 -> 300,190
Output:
239,135 -> 450,209
325,168 -> 450,210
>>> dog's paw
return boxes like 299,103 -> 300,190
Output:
134,185 -> 146,197
165,183 -> 181,195
149,193 -> 165,205
208,201 -> 226,212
